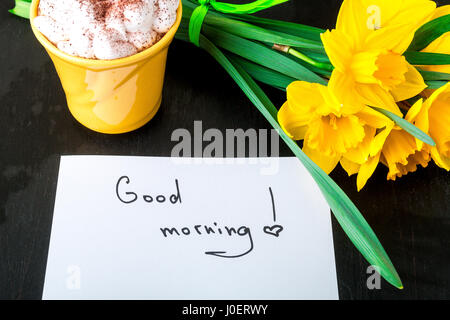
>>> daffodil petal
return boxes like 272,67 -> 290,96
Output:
336,0 -> 369,48
357,106 -> 391,128
321,29 -> 354,73
343,126 -> 376,164
355,83 -> 402,116
406,98 -> 428,133
378,0 -> 436,27
424,82 -> 450,106
390,63 -> 427,102
361,0 -> 435,35
316,84 -> 342,116
364,23 -> 417,54
428,87 -> 450,157
405,99 -> 423,122
303,142 -> 341,174
431,146 -> 450,170
278,101 -> 310,140
337,0 -> 435,52
340,158 -> 361,176
370,121 -> 395,156
360,0 -> 399,27
430,4 -> 450,19
286,81 -> 326,114
405,99 -> 428,151
327,70 -> 366,115
357,151 -> 381,191
423,31 -> 450,53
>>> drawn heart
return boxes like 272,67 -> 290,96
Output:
263,225 -> 284,237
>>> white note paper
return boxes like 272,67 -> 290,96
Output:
43,156 -> 338,300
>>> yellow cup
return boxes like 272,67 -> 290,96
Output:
30,0 -> 182,134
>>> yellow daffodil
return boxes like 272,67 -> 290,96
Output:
338,83 -> 450,189
411,83 -> 450,170
321,0 -> 436,114
340,119 -> 394,191
278,0 -> 449,192
278,80 -> 386,174
339,97 -> 437,189
421,5 -> 450,74
381,125 -> 431,181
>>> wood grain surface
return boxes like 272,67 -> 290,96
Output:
0,0 -> 449,299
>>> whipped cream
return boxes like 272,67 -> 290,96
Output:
34,0 -> 179,60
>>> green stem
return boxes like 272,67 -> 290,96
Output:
287,47 -> 334,72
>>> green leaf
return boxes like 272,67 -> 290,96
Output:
205,14 -> 324,50
418,69 -> 450,81
227,12 -> 325,42
408,14 -> 450,51
182,1 -> 324,50
193,0 -> 290,15
202,24 -> 327,85
418,69 -> 450,89
371,106 -> 436,147
228,54 -> 295,90
405,51 -> 450,65
9,0 -> 31,19
426,80 -> 448,90
197,33 -> 402,289
176,18 -> 191,42
295,50 -> 331,63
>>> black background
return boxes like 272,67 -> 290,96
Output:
0,0 -> 449,300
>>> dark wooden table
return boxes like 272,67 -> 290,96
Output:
1,0 -> 449,300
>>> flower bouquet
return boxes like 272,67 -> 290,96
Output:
10,0 -> 450,289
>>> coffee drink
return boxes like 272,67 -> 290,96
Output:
34,0 -> 179,60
